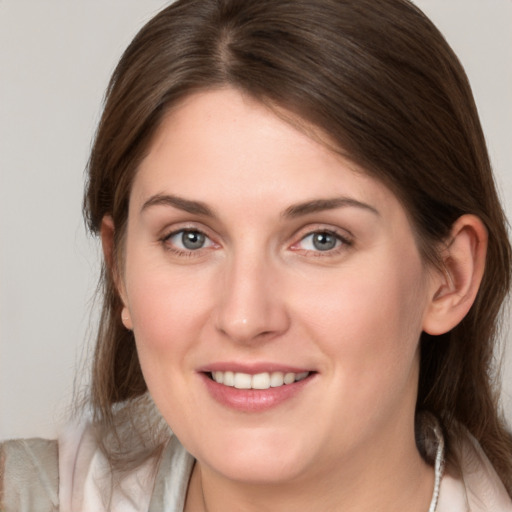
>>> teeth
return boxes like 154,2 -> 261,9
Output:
270,372 -> 284,387
283,372 -> 295,385
234,373 -> 252,389
211,371 -> 310,389
223,371 -> 234,386
252,372 -> 270,389
295,371 -> 309,381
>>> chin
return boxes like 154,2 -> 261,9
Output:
192,430 -> 315,484
207,453 -> 308,484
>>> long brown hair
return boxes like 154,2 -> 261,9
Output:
84,0 -> 512,490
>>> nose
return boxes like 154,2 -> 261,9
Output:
214,251 -> 290,344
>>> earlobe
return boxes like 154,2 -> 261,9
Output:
422,215 -> 488,336
121,306 -> 133,330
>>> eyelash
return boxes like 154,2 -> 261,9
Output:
161,228 -> 216,257
291,229 -> 353,256
160,227 -> 353,258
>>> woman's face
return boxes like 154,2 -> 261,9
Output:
119,88 -> 437,484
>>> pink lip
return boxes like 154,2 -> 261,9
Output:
198,368 -> 315,413
198,362 -> 312,374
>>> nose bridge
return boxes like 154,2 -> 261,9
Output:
215,243 -> 289,343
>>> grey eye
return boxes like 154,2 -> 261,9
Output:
298,231 -> 342,252
181,231 -> 206,250
311,232 -> 338,251
167,229 -> 213,251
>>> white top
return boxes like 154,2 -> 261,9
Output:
56,419 -> 512,512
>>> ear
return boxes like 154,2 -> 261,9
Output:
422,215 -> 488,336
100,215 -> 133,330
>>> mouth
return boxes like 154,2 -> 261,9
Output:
208,370 -> 311,390
199,364 -> 316,411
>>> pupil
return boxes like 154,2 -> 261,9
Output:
313,232 -> 336,251
182,231 -> 205,250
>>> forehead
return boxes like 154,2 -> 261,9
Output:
132,88 -> 399,219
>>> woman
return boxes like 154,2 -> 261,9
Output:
2,0 -> 511,510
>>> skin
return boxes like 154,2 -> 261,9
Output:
104,88 -> 487,511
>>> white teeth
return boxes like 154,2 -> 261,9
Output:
283,372 -> 295,385
252,372 -> 271,389
234,373 -> 252,389
223,371 -> 234,386
270,372 -> 284,387
295,371 -> 309,382
211,370 -> 310,389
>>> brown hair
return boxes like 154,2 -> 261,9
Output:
84,0 -> 512,490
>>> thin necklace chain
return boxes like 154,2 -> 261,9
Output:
428,422 -> 446,512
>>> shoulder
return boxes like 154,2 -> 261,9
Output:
59,415 -> 194,512
149,434 -> 195,511
438,430 -> 512,512
458,433 -> 512,511
0,399 -> 194,512
0,437 -> 59,512
59,417 -> 158,512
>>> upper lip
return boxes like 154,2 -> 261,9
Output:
197,362 -> 314,375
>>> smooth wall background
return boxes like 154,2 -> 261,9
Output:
1,1 -> 511,440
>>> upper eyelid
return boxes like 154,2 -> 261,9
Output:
294,230 -> 351,249
161,223 -> 213,240
163,227 -> 209,240
292,224 -> 354,243
301,230 -> 349,242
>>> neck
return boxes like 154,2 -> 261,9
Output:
185,426 -> 435,512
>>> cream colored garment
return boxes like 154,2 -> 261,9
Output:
58,420 -> 194,512
59,420 -> 155,511
57,420 -> 512,512
2,419 -> 512,511
437,433 -> 512,512
0,438 -> 59,512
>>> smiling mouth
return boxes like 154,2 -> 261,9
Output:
208,371 -> 311,390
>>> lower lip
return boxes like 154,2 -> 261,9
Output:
200,373 -> 314,412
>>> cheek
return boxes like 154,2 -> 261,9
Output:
133,292 -> 204,361
294,252 -> 428,388
123,251 -> 214,371
124,264 -> 214,424
297,260 -> 428,445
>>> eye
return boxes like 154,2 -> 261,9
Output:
294,230 -> 348,253
165,229 -> 215,251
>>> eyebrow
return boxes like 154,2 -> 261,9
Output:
141,194 -> 379,218
283,197 -> 380,218
141,194 -> 215,217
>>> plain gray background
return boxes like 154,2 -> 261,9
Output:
1,1 -> 511,440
